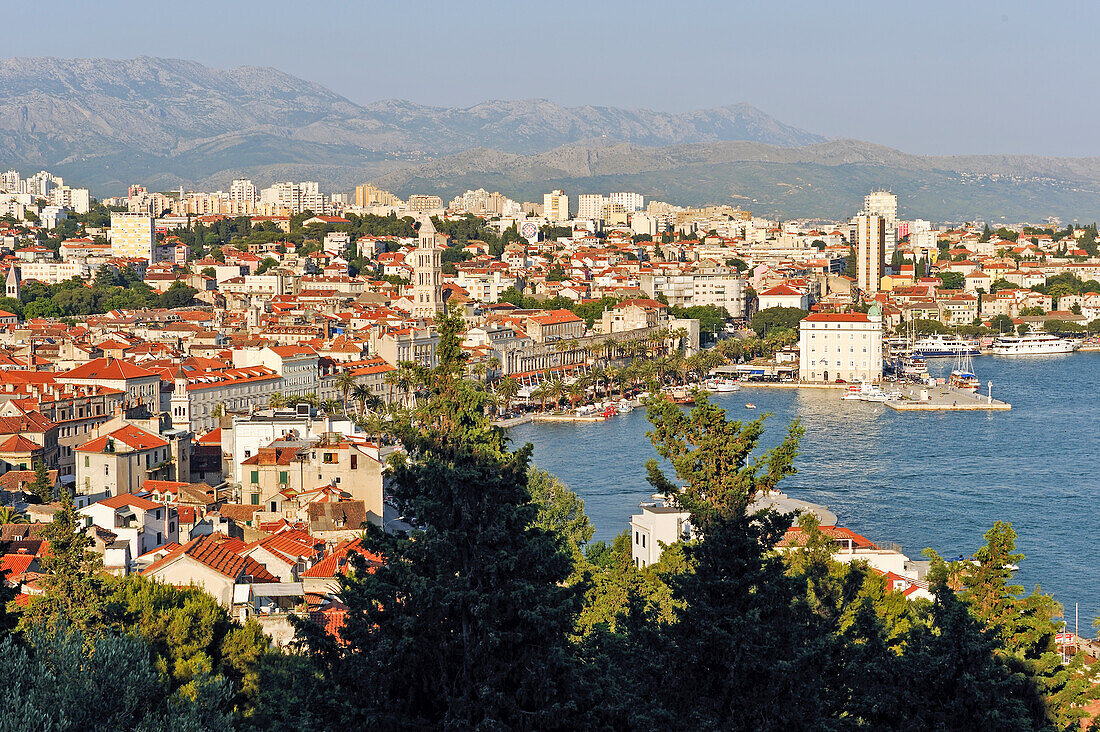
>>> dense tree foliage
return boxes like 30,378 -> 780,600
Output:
750,306 -> 809,336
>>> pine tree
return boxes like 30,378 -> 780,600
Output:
642,396 -> 821,730
18,489 -> 113,633
301,306 -> 585,729
29,460 -> 51,503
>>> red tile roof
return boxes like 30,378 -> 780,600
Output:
141,534 -> 276,582
77,424 -> 168,453
61,357 -> 158,381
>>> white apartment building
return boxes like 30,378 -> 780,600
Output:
50,185 -> 91,214
577,194 -> 604,221
80,493 -> 178,571
630,504 -> 692,568
798,308 -> 883,383
543,190 -> 570,223
640,272 -> 748,317
230,179 -> 258,209
110,212 -> 156,262
610,191 -> 644,211
406,194 -> 443,213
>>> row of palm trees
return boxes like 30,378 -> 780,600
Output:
494,348 -> 727,414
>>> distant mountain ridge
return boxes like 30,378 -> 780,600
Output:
0,56 -> 1098,221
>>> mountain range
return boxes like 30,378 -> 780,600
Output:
1,56 -> 1099,221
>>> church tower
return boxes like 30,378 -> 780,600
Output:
170,364 -> 191,430
412,216 -> 444,319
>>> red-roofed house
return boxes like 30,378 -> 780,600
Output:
79,492 -> 178,573
757,284 -> 811,310
141,533 -> 277,606
58,358 -> 160,407
74,424 -> 174,507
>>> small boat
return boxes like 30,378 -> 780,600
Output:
616,399 -> 633,413
841,380 -> 892,403
672,394 -> 695,405
744,403 -> 757,409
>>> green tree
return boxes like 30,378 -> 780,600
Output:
298,306 -> 585,728
641,395 -> 818,728
937,271 -> 965,290
527,467 -> 594,555
0,625 -> 235,730
29,460 -> 52,503
750,306 -> 808,336
19,490 -> 113,633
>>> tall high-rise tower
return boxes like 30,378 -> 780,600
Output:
413,216 -> 444,319
855,214 -> 886,296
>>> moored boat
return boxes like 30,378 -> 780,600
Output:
990,332 -> 1078,355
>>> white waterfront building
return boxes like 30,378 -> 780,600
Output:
798,306 -> 883,383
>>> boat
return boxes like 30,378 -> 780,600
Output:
911,333 -> 981,357
841,380 -> 891,402
989,332 -> 1078,355
949,348 -> 980,391
616,399 -> 634,413
600,405 -> 618,419
899,355 -> 928,380
704,377 -> 741,393
744,403 -> 757,409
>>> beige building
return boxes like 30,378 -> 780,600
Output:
854,214 -> 886,296
798,308 -> 883,383
109,212 -> 156,261
543,190 -> 570,223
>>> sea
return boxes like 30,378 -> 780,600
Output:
509,352 -> 1100,626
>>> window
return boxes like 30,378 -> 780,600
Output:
323,452 -> 337,464
250,470 -> 259,484
350,455 -> 358,469
279,471 -> 288,484
156,532 -> 162,544
84,456 -> 90,468
250,493 -> 259,505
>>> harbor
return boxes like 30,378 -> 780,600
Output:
507,352 -> 1100,624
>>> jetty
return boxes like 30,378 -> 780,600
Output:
884,383 -> 1011,411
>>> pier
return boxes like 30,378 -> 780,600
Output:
884,383 -> 1011,411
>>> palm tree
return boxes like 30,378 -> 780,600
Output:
547,378 -> 567,411
567,380 -> 586,409
496,376 -> 520,414
532,384 -> 549,412
358,412 -> 385,447
321,398 -> 341,415
334,370 -> 358,415
351,383 -> 372,416
0,506 -> 28,524
268,392 -> 286,409
486,356 -> 501,384
470,361 -> 488,383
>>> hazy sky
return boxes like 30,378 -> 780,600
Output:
7,0 -> 1100,156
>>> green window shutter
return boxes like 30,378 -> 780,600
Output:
250,470 -> 259,483
279,471 -> 289,484
250,493 -> 259,505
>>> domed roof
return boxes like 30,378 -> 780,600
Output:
867,303 -> 882,317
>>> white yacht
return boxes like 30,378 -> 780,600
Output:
910,333 -> 981,357
989,332 -> 1078,355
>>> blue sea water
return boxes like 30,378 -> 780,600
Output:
509,352 -> 1100,625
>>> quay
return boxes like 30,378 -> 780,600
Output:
884,383 -> 1011,411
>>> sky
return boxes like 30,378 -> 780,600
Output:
6,0 -> 1100,157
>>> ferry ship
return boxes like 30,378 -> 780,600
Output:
989,332 -> 1078,355
910,334 -> 981,357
